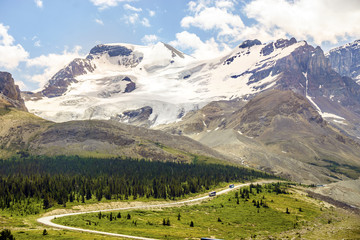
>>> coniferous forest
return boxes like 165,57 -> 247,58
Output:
0,155 -> 274,214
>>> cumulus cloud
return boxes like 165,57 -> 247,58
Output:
141,34 -> 158,45
170,31 -> 231,60
26,46 -> 84,88
90,0 -> 133,10
34,0 -> 43,8
123,3 -> 142,12
181,0 -> 244,42
0,23 -> 29,69
244,0 -> 360,44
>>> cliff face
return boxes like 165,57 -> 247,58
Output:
327,40 -> 360,82
272,42 -> 360,115
0,72 -> 27,111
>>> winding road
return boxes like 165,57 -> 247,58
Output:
37,180 -> 277,240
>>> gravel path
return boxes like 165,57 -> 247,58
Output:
37,180 -> 277,239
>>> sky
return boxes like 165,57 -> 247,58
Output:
1,0 -> 360,91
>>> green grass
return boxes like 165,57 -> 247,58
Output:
53,184 -> 332,239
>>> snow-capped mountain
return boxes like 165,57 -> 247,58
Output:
25,38 -> 360,128
327,39 -> 360,84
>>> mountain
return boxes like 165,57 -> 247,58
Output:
158,90 -> 360,184
0,71 -> 27,111
24,39 -> 360,132
327,39 -> 360,83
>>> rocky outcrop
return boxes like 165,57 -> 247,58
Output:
88,44 -> 133,58
41,58 -> 95,98
113,106 -> 154,127
0,72 -> 27,111
239,39 -> 262,49
87,44 -> 143,67
327,40 -> 360,82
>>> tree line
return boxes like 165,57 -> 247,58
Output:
0,155 -> 275,212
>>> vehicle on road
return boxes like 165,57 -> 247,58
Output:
209,191 -> 216,197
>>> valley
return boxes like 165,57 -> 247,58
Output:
1,29 -> 360,240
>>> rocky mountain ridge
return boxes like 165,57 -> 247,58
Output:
327,39 -> 360,83
24,38 -> 360,132
0,71 -> 27,111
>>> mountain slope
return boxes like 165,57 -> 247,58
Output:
0,107 -> 230,164
158,90 -> 360,183
25,39 -> 360,131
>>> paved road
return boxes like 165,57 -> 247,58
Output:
37,180 -> 277,240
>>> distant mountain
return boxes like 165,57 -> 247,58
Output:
158,90 -> 360,184
0,71 -> 27,111
327,40 -> 360,83
24,39 -> 360,131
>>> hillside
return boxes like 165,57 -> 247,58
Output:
0,108 -> 230,163
158,90 -> 360,184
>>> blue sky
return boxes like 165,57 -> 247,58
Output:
1,0 -> 360,91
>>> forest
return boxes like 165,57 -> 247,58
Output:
0,155 -> 275,214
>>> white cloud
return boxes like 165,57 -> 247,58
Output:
181,0 -> 244,42
244,0 -> 360,45
148,10 -> 155,17
215,0 -> 235,10
170,31 -> 231,60
34,40 -> 41,47
0,24 -> 15,46
26,46 -> 84,88
90,0 -> 133,10
141,34 -> 158,45
123,3 -> 142,12
15,80 -> 27,90
95,18 -> 104,25
141,18 -> 150,27
125,13 -> 139,24
0,23 -> 29,69
34,0 -> 43,8
124,14 -> 150,27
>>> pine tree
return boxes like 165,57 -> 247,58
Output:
0,229 -> 15,240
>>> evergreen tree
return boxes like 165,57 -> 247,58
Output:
0,229 -> 15,240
